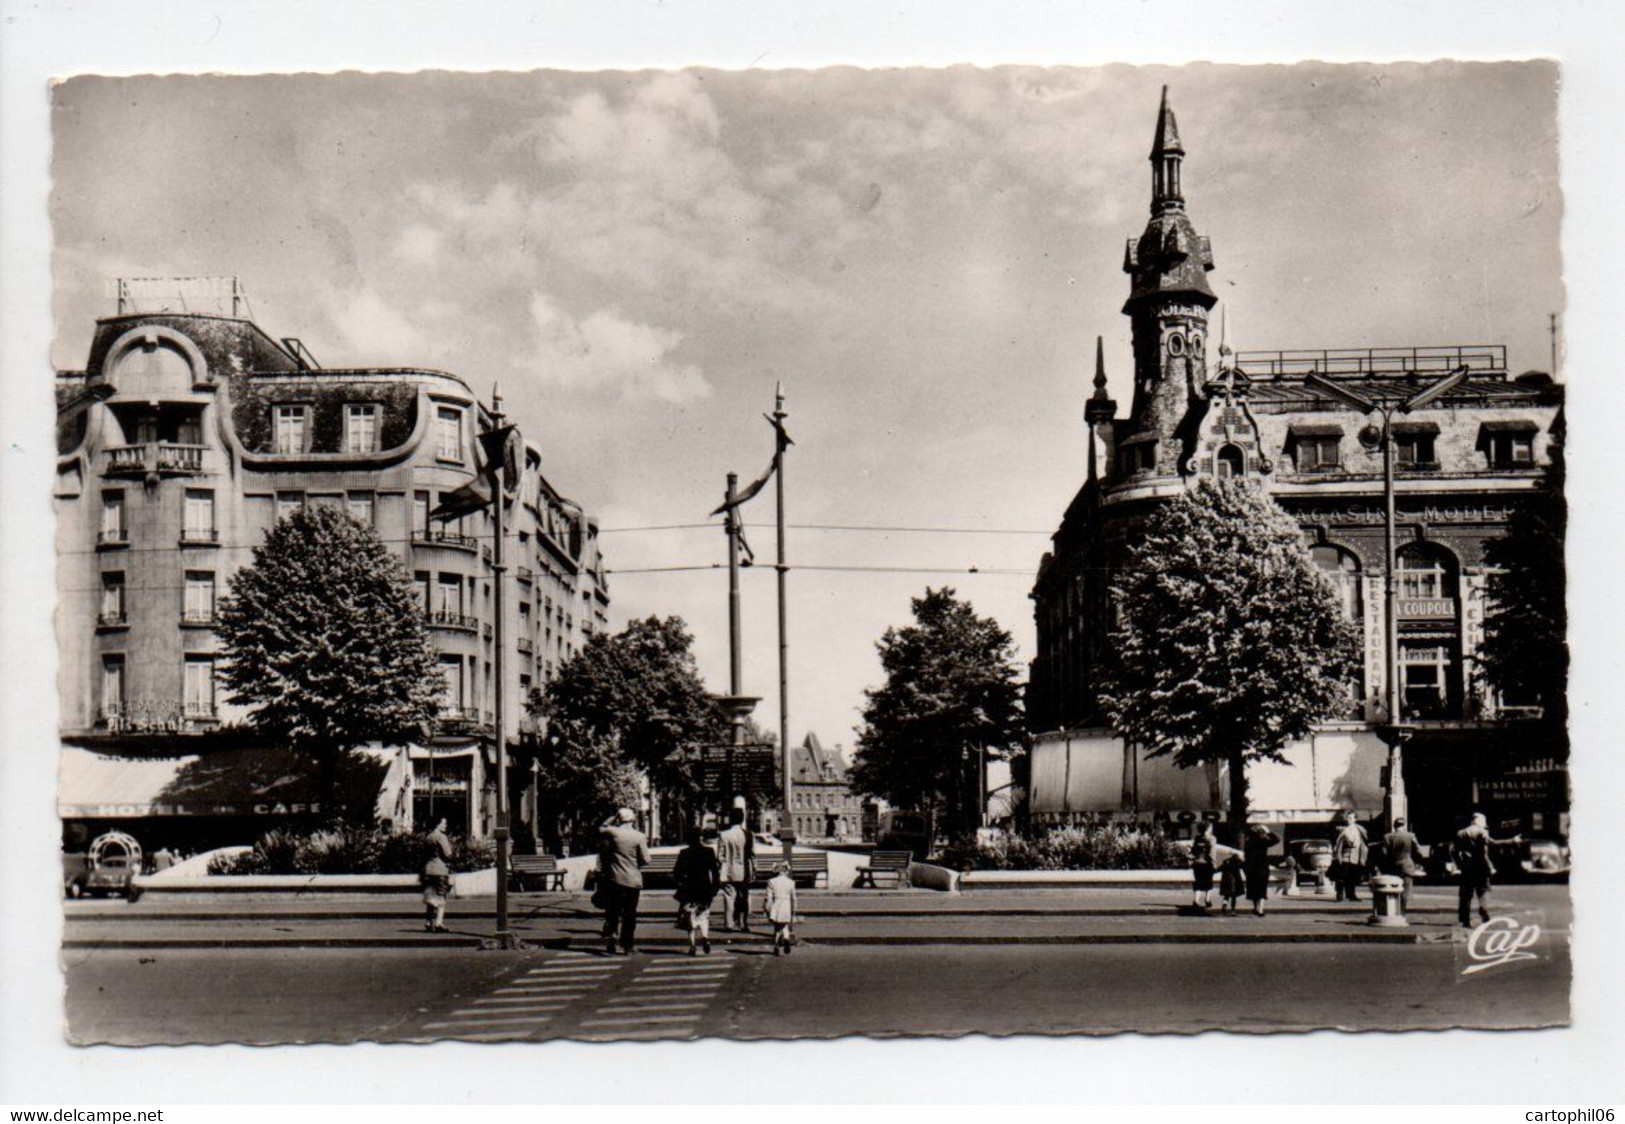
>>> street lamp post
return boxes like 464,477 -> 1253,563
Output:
1305,366 -> 1469,831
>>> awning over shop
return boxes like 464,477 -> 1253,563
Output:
59,744 -> 407,819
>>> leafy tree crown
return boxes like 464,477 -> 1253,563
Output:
215,505 -> 443,751
1099,480 -> 1361,768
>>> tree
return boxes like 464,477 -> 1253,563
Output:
850,588 -> 1025,837
1099,480 -> 1361,842
215,505 -> 443,820
1479,452 -> 1567,729
530,616 -> 726,847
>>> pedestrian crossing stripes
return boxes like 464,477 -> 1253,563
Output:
414,951 -> 742,1042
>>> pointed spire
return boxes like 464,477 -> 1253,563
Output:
1149,86 -> 1186,214
1151,85 -> 1184,158
1085,335 -> 1117,428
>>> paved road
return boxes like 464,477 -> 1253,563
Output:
64,931 -> 1568,1045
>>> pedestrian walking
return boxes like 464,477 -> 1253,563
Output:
1332,810 -> 1369,903
673,826 -> 722,956
421,855 -> 451,932
1243,824 -> 1281,917
596,807 -> 650,955
1214,840 -> 1246,914
764,862 -> 798,955
1452,812 -> 1520,928
426,818 -> 454,861
1189,823 -> 1216,910
1380,816 -> 1425,912
716,806 -> 755,933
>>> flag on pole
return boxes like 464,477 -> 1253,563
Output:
431,425 -> 524,522
709,415 -> 792,517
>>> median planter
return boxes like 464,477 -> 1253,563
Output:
957,869 -> 1192,891
131,868 -> 497,900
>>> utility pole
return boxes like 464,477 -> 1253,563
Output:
773,384 -> 793,850
490,383 -> 518,949
1307,365 -> 1469,830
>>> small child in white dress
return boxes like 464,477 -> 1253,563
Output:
763,864 -> 798,955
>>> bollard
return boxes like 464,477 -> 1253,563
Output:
1367,873 -> 1408,927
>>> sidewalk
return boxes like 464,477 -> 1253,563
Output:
63,885 -> 1566,949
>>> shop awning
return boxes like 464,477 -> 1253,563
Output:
59,744 -> 406,819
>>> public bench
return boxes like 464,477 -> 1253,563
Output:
509,854 -> 566,891
854,850 -> 912,889
637,850 -> 829,889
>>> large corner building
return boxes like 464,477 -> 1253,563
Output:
1027,91 -> 1566,849
55,297 -> 609,851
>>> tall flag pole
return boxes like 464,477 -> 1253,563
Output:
431,390 -> 525,948
772,384 -> 792,848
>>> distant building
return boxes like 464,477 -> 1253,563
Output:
55,294 -> 609,851
1028,91 -> 1566,848
782,733 -> 864,842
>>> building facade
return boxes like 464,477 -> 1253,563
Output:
1027,92 -> 1566,849
781,733 -> 865,843
55,299 -> 609,851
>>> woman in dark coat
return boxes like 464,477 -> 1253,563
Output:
672,827 -> 722,956
1242,824 -> 1281,917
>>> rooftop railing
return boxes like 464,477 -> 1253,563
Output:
1232,345 -> 1507,380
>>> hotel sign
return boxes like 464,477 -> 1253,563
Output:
63,801 -> 323,817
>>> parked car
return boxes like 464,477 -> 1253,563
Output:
1422,837 -> 1568,883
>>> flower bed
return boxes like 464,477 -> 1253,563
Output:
208,826 -> 494,875
933,825 -> 1187,873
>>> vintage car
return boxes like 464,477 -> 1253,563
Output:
75,831 -> 143,899
1422,837 -> 1569,883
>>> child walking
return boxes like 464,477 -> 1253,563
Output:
764,862 -> 798,956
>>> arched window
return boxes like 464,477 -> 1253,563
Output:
1215,445 -> 1244,479
1396,542 -> 1459,602
1309,544 -> 1362,621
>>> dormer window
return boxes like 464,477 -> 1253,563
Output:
1287,425 -> 1342,472
1215,445 -> 1244,479
1480,421 -> 1537,469
1395,423 -> 1439,469
273,404 -> 310,454
345,404 -> 380,454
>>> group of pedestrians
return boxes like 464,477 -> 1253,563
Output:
1188,822 -> 1279,916
1187,809 -> 1520,928
594,805 -> 800,956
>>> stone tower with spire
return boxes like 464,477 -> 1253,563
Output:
1115,86 -> 1217,479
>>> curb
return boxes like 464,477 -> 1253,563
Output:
66,906 -> 1457,922
61,930 -> 1422,950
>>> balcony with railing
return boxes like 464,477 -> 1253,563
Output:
437,705 -> 493,734
427,609 -> 479,632
516,566 -> 535,584
180,608 -> 216,627
97,528 -> 129,548
179,527 -> 219,546
411,527 -> 478,552
516,636 -> 535,655
104,443 -> 208,477
96,611 -> 128,629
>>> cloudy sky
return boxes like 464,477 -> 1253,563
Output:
51,61 -> 1561,751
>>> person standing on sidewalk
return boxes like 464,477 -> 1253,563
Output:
1452,812 -> 1520,928
1380,816 -> 1424,912
426,818 -> 454,861
716,806 -> 755,934
421,855 -> 451,933
1332,810 -> 1369,903
1189,823 -> 1216,911
597,808 -> 650,955
1243,824 -> 1281,917
673,826 -> 722,956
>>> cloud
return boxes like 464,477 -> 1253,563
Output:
523,293 -> 711,405
393,223 -> 441,265
324,284 -> 429,364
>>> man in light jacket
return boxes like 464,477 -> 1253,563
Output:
598,808 -> 650,955
716,806 -> 755,933
1380,816 -> 1425,912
